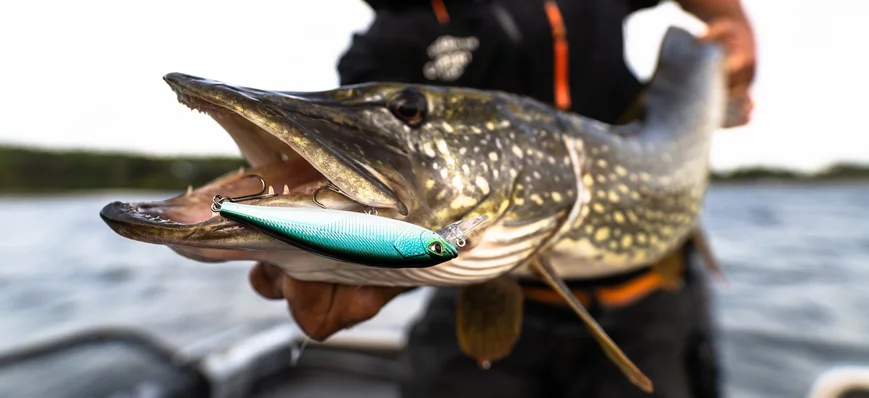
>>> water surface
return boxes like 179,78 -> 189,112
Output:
2,184 -> 868,397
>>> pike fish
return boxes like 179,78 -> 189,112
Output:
100,27 -> 731,393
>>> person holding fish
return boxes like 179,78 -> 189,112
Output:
248,0 -> 756,396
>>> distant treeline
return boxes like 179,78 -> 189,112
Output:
0,145 -> 245,193
0,145 -> 867,193
712,163 -> 869,182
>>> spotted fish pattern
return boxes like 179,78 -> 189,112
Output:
101,27 -> 727,287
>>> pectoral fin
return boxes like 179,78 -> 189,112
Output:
689,226 -> 727,283
650,247 -> 685,293
650,226 -> 725,292
455,275 -> 524,369
530,258 -> 654,393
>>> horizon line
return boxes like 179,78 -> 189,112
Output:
2,140 -> 865,176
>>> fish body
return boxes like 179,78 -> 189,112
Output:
100,27 -> 725,286
99,27 -> 732,392
217,202 -> 459,268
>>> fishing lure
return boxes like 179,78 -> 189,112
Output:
210,176 -> 488,268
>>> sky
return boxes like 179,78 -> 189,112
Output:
0,0 -> 864,173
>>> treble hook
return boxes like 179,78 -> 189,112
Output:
446,225 -> 467,247
312,182 -> 378,216
211,175 -> 277,212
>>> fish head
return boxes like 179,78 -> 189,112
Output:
99,74 -> 525,266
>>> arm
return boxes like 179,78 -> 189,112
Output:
676,0 -> 757,126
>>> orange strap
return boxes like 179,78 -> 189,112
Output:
431,0 -> 450,25
521,271 -> 670,309
543,0 -> 571,111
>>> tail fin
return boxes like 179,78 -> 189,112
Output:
631,27 -> 728,137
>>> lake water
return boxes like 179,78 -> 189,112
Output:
2,184 -> 869,398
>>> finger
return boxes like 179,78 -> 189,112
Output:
282,277 -> 408,341
248,262 -> 286,300
281,277 -> 336,340
701,21 -> 756,88
724,48 -> 755,84
700,19 -> 736,42
728,61 -> 756,90
333,285 -> 408,328
701,23 -> 740,64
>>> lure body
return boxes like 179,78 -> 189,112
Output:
217,202 -> 459,268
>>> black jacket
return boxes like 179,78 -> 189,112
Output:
338,0 -> 660,124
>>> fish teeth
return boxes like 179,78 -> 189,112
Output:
268,186 -> 276,195
186,185 -> 193,196
237,167 -> 245,175
283,185 -> 291,195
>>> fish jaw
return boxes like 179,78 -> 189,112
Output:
161,72 -> 410,214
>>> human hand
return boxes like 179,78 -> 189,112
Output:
701,17 -> 757,127
248,262 -> 409,341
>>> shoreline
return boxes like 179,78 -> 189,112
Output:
708,178 -> 869,186
2,179 -> 868,198
2,144 -> 869,194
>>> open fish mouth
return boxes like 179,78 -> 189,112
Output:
99,73 -> 411,252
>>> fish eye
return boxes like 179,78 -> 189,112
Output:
429,241 -> 443,255
388,89 -> 427,127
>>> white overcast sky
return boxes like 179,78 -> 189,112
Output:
0,0 -> 863,172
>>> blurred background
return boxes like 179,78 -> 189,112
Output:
1,1 -> 867,397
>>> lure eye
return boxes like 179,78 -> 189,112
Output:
429,241 -> 443,255
388,89 -> 427,127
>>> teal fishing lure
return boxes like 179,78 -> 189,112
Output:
213,200 -> 488,269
